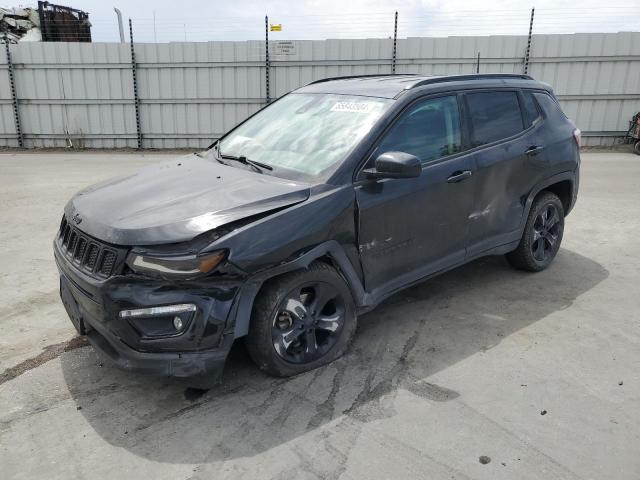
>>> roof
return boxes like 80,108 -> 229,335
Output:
296,73 -> 539,99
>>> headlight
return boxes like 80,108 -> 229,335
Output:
126,250 -> 226,278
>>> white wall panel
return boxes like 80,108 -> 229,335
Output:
0,32 -> 637,148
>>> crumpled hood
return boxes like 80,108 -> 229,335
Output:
65,154 -> 310,245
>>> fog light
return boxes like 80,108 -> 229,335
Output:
119,304 -> 196,319
119,303 -> 196,339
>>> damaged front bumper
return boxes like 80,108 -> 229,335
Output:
54,240 -> 242,387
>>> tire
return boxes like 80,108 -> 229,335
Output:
506,191 -> 565,272
246,261 -> 357,377
634,140 -> 640,155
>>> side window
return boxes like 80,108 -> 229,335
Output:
466,91 -> 524,146
521,90 -> 541,127
375,95 -> 462,164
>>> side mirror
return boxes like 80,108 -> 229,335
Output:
364,151 -> 421,180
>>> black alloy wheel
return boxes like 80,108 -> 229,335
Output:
271,282 -> 345,364
531,203 -> 561,262
506,191 -> 565,272
246,261 -> 357,377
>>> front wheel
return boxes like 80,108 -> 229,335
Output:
246,262 -> 357,377
634,140 -> 640,155
506,191 -> 565,272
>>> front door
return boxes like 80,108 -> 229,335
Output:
355,94 -> 476,295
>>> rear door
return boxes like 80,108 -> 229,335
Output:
463,89 -> 540,256
355,94 -> 476,294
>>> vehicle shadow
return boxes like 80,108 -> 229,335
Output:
61,249 -> 608,465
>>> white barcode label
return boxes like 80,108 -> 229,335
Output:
330,102 -> 373,113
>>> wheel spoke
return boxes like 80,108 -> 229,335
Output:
315,313 -> 342,333
304,329 -> 318,358
540,208 -> 548,225
533,229 -> 543,242
273,326 -> 302,356
545,209 -> 560,230
538,237 -> 546,258
545,233 -> 557,248
281,298 -> 309,322
534,238 -> 545,261
310,283 -> 336,313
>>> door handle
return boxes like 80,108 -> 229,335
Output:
525,145 -> 544,156
447,170 -> 473,183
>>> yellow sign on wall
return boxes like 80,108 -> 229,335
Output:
270,24 -> 282,31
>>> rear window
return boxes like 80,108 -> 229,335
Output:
466,91 -> 524,146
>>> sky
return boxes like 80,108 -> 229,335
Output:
18,0 -> 640,42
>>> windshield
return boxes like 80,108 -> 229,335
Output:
218,93 -> 393,181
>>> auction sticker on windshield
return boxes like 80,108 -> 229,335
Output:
330,102 -> 373,113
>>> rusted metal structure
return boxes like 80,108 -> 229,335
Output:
37,1 -> 91,42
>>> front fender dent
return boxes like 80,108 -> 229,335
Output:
229,240 -> 368,338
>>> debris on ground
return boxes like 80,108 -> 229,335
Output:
540,409 -> 548,415
479,456 -> 491,464
0,7 -> 42,42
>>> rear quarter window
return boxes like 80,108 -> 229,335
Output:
466,91 -> 524,146
521,90 -> 541,127
532,92 -> 568,121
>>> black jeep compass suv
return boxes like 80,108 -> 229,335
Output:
55,74 -> 580,387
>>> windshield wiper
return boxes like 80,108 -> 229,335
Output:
220,153 -> 273,173
194,145 -> 230,166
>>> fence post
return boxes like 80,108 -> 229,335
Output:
476,52 -> 480,73
391,11 -> 398,74
114,8 -> 125,43
265,15 -> 271,103
3,35 -> 23,148
523,8 -> 535,75
128,19 -> 142,149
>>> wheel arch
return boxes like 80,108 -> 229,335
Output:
520,171 -> 575,235
543,179 -> 573,215
229,240 -> 368,338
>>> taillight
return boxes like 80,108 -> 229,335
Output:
573,128 -> 581,148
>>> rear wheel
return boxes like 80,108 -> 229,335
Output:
246,262 -> 357,377
506,191 -> 564,272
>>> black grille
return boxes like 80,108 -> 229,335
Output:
58,216 -> 126,279
86,243 -> 99,270
75,237 -> 87,261
99,250 -> 116,276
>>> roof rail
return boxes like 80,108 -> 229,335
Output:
306,73 -> 418,85
409,73 -> 534,89
303,73 -> 534,91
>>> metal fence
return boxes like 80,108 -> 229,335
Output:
0,31 -> 638,148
